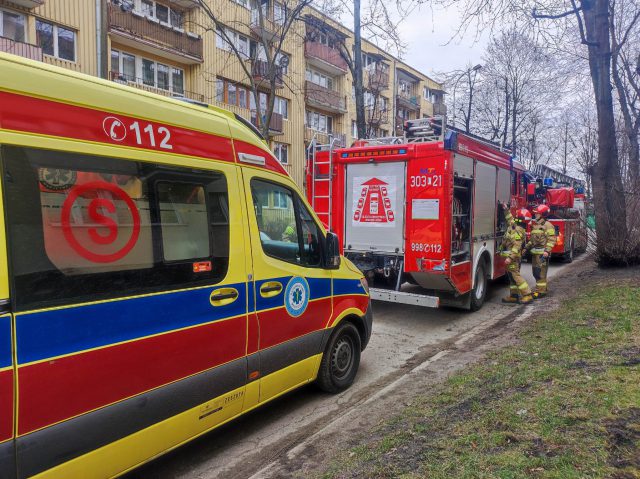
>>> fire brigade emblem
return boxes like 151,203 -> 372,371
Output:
352,176 -> 396,227
285,276 -> 310,317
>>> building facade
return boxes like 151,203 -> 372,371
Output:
0,0 -> 446,186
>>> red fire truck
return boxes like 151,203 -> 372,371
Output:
527,164 -> 588,262
306,119 -> 527,310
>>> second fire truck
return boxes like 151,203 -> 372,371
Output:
306,119 -> 528,310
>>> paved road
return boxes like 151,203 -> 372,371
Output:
127,257 -> 577,479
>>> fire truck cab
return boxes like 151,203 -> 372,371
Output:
306,119 -> 527,310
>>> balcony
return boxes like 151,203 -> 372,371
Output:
251,111 -> 284,135
304,41 -> 348,75
433,102 -> 447,116
250,9 -> 282,42
304,127 -> 346,147
396,92 -> 420,111
9,0 -> 44,7
249,59 -> 284,88
0,36 -> 43,61
108,3 -> 203,64
305,81 -> 346,114
365,67 -> 389,91
366,106 -> 389,126
109,71 -> 204,103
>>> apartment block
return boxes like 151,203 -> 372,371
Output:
0,0 -> 446,187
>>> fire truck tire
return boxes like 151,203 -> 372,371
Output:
469,262 -> 488,311
316,321 -> 361,393
563,237 -> 575,263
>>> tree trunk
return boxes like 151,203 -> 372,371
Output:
353,0 -> 366,139
583,0 -> 628,264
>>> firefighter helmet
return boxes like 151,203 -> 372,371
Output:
533,204 -> 550,218
516,208 -> 532,224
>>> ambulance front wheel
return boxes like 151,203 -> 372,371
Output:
317,321 -> 361,393
469,262 -> 487,312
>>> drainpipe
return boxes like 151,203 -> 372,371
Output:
96,0 -> 108,79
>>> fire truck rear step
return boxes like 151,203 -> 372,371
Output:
369,288 -> 440,308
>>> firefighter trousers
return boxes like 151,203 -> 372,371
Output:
507,260 -> 531,298
531,254 -> 549,293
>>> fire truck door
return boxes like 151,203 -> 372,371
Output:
473,162 -> 498,277
344,162 -> 406,253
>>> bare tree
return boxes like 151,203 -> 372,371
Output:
432,0 -> 639,264
194,0 -> 311,140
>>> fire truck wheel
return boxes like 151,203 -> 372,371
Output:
316,321 -> 361,393
470,262 -> 488,311
564,238 -> 575,263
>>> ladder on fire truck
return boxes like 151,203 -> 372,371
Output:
306,134 -> 341,230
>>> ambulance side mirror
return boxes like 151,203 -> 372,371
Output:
324,232 -> 341,270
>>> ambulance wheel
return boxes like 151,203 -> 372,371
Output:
564,238 -> 575,263
317,321 -> 361,393
469,262 -> 487,312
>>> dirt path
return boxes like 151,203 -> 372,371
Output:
250,258 -> 603,479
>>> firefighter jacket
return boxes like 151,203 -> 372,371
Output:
500,224 -> 526,261
527,218 -> 557,254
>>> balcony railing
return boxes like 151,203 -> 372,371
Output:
304,127 -> 346,147
0,36 -> 43,61
433,102 -> 447,116
109,71 -> 204,103
249,59 -> 284,88
108,3 -> 203,62
304,41 -> 348,73
250,9 -> 282,41
305,81 -> 346,113
365,67 -> 390,91
396,92 -> 420,111
251,111 -> 284,134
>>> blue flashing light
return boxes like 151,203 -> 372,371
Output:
341,153 -> 348,158
399,149 -> 407,154
543,178 -> 554,187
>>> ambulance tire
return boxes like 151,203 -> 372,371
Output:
469,262 -> 487,312
317,321 -> 361,393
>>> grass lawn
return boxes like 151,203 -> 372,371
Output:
323,279 -> 640,479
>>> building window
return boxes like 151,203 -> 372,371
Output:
273,96 -> 288,119
216,27 -> 250,58
111,49 -> 184,95
273,143 -> 288,164
216,78 -> 251,109
232,0 -> 249,7
36,20 -> 76,61
273,2 -> 285,24
0,9 -> 26,42
272,189 -> 288,208
137,0 -> 183,28
306,110 -> 333,134
352,121 -> 358,139
305,68 -> 334,90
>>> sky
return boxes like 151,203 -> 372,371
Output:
401,4 -> 490,78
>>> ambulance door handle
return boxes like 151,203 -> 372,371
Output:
260,281 -> 283,298
210,288 -> 239,307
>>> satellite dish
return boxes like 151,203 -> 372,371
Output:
278,55 -> 290,69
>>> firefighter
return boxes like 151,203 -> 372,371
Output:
282,222 -> 297,242
499,202 -> 533,304
526,204 -> 557,298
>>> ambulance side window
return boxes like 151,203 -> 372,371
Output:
250,179 -> 322,267
2,146 -> 230,311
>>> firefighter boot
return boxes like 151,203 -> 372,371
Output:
532,290 -> 547,299
520,294 -> 534,304
502,294 -> 519,304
